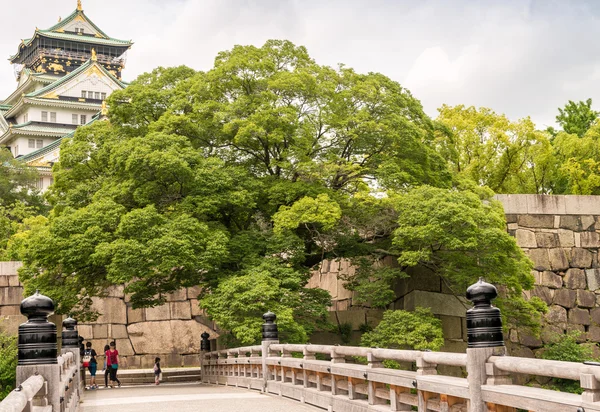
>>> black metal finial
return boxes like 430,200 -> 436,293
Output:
18,291 -> 58,365
201,332 -> 211,351
61,316 -> 79,349
465,278 -> 504,348
262,311 -> 278,341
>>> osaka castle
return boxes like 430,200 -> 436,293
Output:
0,0 -> 132,191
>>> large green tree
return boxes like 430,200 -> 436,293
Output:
12,40 -> 538,343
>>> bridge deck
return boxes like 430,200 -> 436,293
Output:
81,383 -> 317,412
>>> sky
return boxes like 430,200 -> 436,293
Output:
2,0 -> 600,129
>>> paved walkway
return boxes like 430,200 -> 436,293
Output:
81,383 -> 317,412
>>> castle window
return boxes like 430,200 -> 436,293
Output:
88,91 -> 94,99
36,140 -> 43,149
80,114 -> 87,125
24,113 -> 28,123
28,139 -> 35,148
101,93 -> 107,100
81,90 -> 86,98
36,178 -> 44,190
14,146 -> 18,157
41,111 -> 48,122
95,92 -> 100,100
72,114 -> 78,124
50,112 -> 56,123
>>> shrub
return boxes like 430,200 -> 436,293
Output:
0,330 -> 17,400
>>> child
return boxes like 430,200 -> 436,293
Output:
83,342 -> 98,389
154,357 -> 162,385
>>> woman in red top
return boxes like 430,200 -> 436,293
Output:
105,341 -> 121,388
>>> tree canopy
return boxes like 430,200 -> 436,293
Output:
555,98 -> 598,138
11,40 -> 540,343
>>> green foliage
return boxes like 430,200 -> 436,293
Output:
361,307 -> 444,351
539,332 -> 596,394
556,98 -> 599,137
200,259 -> 330,345
435,105 -> 555,194
337,322 -> 353,344
0,330 -> 17,401
0,149 -> 46,259
390,186 -> 545,333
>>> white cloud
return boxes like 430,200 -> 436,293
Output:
2,0 -> 600,130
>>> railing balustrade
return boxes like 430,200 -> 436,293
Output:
201,279 -> 600,412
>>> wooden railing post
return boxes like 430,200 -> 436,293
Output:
465,279 -> 506,412
580,371 -> 600,403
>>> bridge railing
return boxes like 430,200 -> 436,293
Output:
201,279 -> 600,412
0,292 -> 82,412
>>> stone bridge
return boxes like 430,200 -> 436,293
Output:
2,280 -> 600,412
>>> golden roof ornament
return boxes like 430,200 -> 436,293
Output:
77,0 -> 82,11
91,48 -> 97,61
58,16 -> 62,22
101,100 -> 108,116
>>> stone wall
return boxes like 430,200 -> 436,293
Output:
0,262 -> 218,368
497,194 -> 600,356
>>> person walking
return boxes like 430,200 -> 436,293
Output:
102,344 -> 110,388
154,357 -> 162,385
83,342 -> 98,389
105,341 -> 121,388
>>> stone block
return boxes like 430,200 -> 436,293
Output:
183,354 -> 201,367
569,307 -> 590,325
77,325 -> 93,341
540,271 -> 562,289
536,232 -> 558,248
115,338 -> 135,356
186,286 -> 203,300
581,232 -> 600,248
582,215 -> 596,231
440,316 -> 462,340
557,229 -> 575,247
8,276 -> 20,287
571,248 -> 593,268
110,324 -> 128,339
145,304 -> 170,321
553,289 -> 576,308
516,230 -> 537,248
189,299 -> 204,317
127,319 -> 217,355
402,290 -> 468,318
91,297 -> 127,325
527,249 -> 550,271
531,286 -> 554,305
548,248 -> 570,271
92,324 -> 108,339
0,287 -> 24,305
170,301 -> 192,320
0,305 -> 20,316
105,285 -> 125,298
0,262 -> 22,276
592,307 -> 600,325
0,276 -> 8,287
541,324 -> 564,344
578,289 -> 597,308
495,195 -> 528,214
586,269 -> 600,292
166,289 -> 187,302
0,315 -> 26,335
518,214 -> 555,228
519,332 -> 542,348
545,305 -> 567,325
589,326 -> 600,343
575,232 -> 582,247
560,215 -> 581,231
505,214 -> 518,223
127,306 -> 145,324
564,268 -> 587,289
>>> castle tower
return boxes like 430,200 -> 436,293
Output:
0,1 -> 133,190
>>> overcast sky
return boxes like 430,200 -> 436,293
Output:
2,0 -> 600,129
